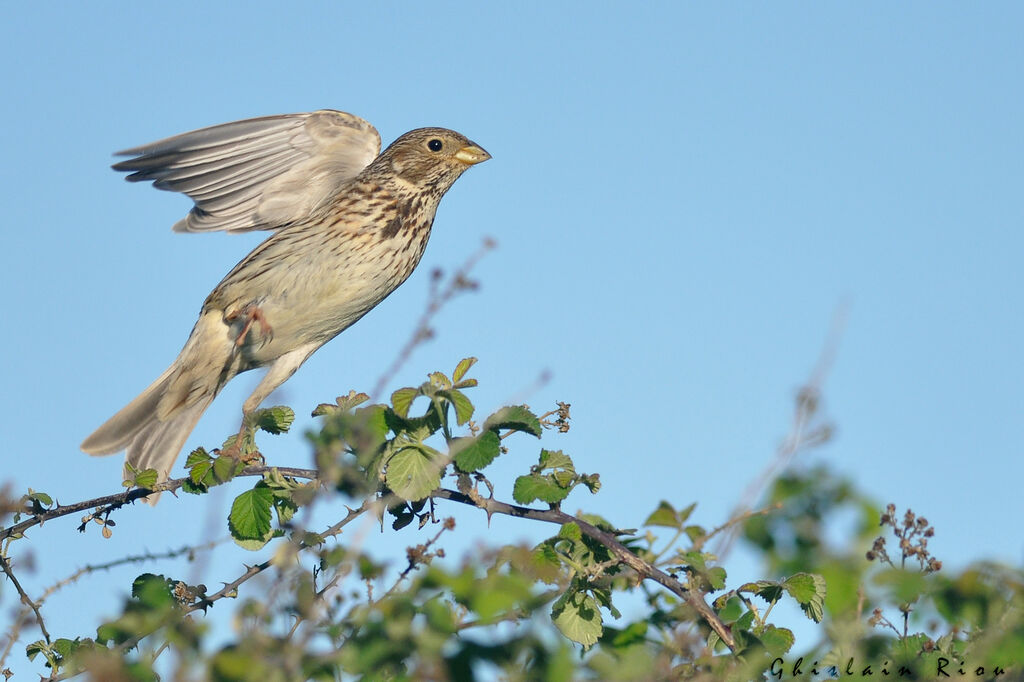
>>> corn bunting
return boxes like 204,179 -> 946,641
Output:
81,110 -> 490,500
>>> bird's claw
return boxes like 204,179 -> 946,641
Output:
228,303 -> 273,348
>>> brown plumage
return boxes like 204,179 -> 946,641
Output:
81,110 -> 490,500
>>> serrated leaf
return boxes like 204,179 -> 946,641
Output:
441,389 -> 475,425
452,357 -> 477,382
213,455 -> 243,482
185,448 -> 213,468
181,479 -> 208,495
189,459 -> 214,485
483,405 -> 542,437
131,573 -> 174,608
513,475 -> 570,505
552,592 -> 602,649
581,473 -> 601,493
391,387 -> 419,418
760,626 -> 795,656
234,536 -> 274,551
707,566 -> 727,590
676,502 -> 697,524
254,406 -> 294,434
313,390 -> 371,416
558,522 -> 582,541
385,447 -> 443,501
451,431 -> 501,472
784,572 -> 827,623
742,581 -> 784,604
229,485 -> 274,545
25,640 -> 45,661
428,371 -> 451,389
539,449 -> 574,470
274,498 -> 298,525
133,469 -> 158,489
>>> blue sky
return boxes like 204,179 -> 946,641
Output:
1,2 -> 1021,673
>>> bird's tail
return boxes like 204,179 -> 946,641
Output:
82,312 -> 232,504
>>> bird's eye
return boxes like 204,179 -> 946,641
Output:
427,139 -> 443,152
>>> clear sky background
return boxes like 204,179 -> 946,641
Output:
1,3 -> 1021,675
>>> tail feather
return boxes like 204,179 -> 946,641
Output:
123,396 -> 213,505
82,310 -> 234,504
82,370 -> 214,506
81,366 -> 176,456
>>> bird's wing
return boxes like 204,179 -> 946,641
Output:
112,110 -> 382,233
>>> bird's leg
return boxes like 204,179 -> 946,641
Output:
227,303 -> 274,348
221,343 -> 320,464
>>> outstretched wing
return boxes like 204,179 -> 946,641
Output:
113,110 -> 382,233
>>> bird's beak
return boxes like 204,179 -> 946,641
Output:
454,143 -> 491,166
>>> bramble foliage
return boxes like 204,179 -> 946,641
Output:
1,359 -> 1021,680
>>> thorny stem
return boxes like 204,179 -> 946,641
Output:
0,556 -> 51,646
0,466 -> 318,543
12,464 -> 737,657
430,489 -> 737,651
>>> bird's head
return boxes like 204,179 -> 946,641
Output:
373,128 -> 490,192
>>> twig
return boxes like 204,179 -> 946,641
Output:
39,540 -> 225,605
372,238 -> 495,398
108,502 -> 369,657
0,466 -> 318,542
713,301 -> 848,557
0,556 -> 50,644
430,489 -> 737,651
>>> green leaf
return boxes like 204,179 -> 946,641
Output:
744,580 -> 784,604
441,389 -> 475,425
734,608 -> 755,632
181,479 -> 208,495
483,405 -> 542,437
783,572 -> 827,623
552,592 -> 603,649
131,573 -> 174,608
513,475 -> 570,505
428,371 -> 452,389
185,447 -> 213,467
385,446 -> 443,501
539,449 -> 574,470
25,640 -> 45,662
760,626 -> 795,656
213,455 -> 243,482
133,469 -> 159,489
189,458 -> 214,485
644,501 -> 682,528
717,597 -> 743,623
451,431 -> 501,472
706,566 -> 727,590
391,387 -> 419,418
228,484 -> 274,547
452,357 -> 477,383
253,405 -> 294,434
558,522 -> 582,541
313,390 -> 370,416
274,497 -> 298,525
27,490 -> 53,507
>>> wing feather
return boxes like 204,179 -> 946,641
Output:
113,110 -> 382,233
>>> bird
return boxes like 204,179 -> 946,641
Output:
81,109 -> 490,501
